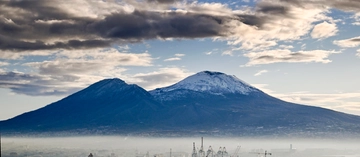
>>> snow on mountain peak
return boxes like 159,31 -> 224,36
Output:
152,71 -> 259,95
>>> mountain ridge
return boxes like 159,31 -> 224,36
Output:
1,71 -> 360,137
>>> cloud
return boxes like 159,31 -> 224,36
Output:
1,0 -> 236,53
130,67 -> 193,90
274,91 -> 360,115
25,49 -> 152,76
164,53 -> 185,61
251,83 -> 360,115
251,84 -> 275,94
164,57 -> 181,61
0,61 -> 9,66
222,50 -> 234,56
357,49 -> 360,57
244,49 -> 339,66
352,13 -> 360,25
0,0 -> 345,54
333,36 -> 360,48
280,0 -> 360,13
90,10 -> 228,40
225,1 -> 331,51
205,51 -> 213,55
146,0 -> 179,4
311,21 -> 338,39
0,48 -> 154,96
279,45 -> 294,49
0,71 -> 82,96
174,53 -> 185,57
0,50 -> 59,60
254,70 -> 269,76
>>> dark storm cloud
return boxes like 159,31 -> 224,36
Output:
3,0 -> 353,52
0,0 -> 233,52
235,2 -> 294,28
256,3 -> 290,16
236,15 -> 268,28
90,11 -> 226,40
280,0 -> 360,12
0,71 -> 81,96
1,0 -> 293,52
255,52 -> 313,62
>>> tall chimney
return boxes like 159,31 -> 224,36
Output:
201,137 -> 203,150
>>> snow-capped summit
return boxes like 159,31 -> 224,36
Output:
151,71 -> 259,95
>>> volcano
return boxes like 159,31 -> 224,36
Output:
1,71 -> 360,136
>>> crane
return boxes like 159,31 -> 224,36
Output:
231,146 -> 241,157
206,146 -> 214,157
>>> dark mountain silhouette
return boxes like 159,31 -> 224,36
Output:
0,78 -> 163,134
1,71 -> 360,136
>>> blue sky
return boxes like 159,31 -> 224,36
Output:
0,0 -> 360,120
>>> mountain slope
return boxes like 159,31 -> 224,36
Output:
149,71 -> 360,135
0,78 -> 163,133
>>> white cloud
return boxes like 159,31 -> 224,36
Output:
244,49 -> 339,66
250,83 -> 360,116
333,36 -> 360,47
357,49 -> 360,57
164,57 -> 181,61
56,48 -> 152,67
279,45 -> 294,49
275,92 -> 360,115
130,67 -> 193,90
0,61 -> 9,66
225,2 -> 331,51
311,21 -> 338,39
24,49 -> 152,79
205,51 -> 213,55
352,13 -> 360,25
254,70 -> 268,76
251,84 -> 276,95
222,50 -> 234,56
174,53 -> 185,57
164,53 -> 185,61
0,50 -> 58,60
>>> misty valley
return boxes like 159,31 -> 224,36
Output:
2,136 -> 360,157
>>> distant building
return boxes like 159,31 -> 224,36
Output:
10,152 -> 18,157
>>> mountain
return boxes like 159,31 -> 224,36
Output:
1,71 -> 360,137
149,71 -> 360,136
0,78 -> 163,134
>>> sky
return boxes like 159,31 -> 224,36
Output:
0,0 -> 360,120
